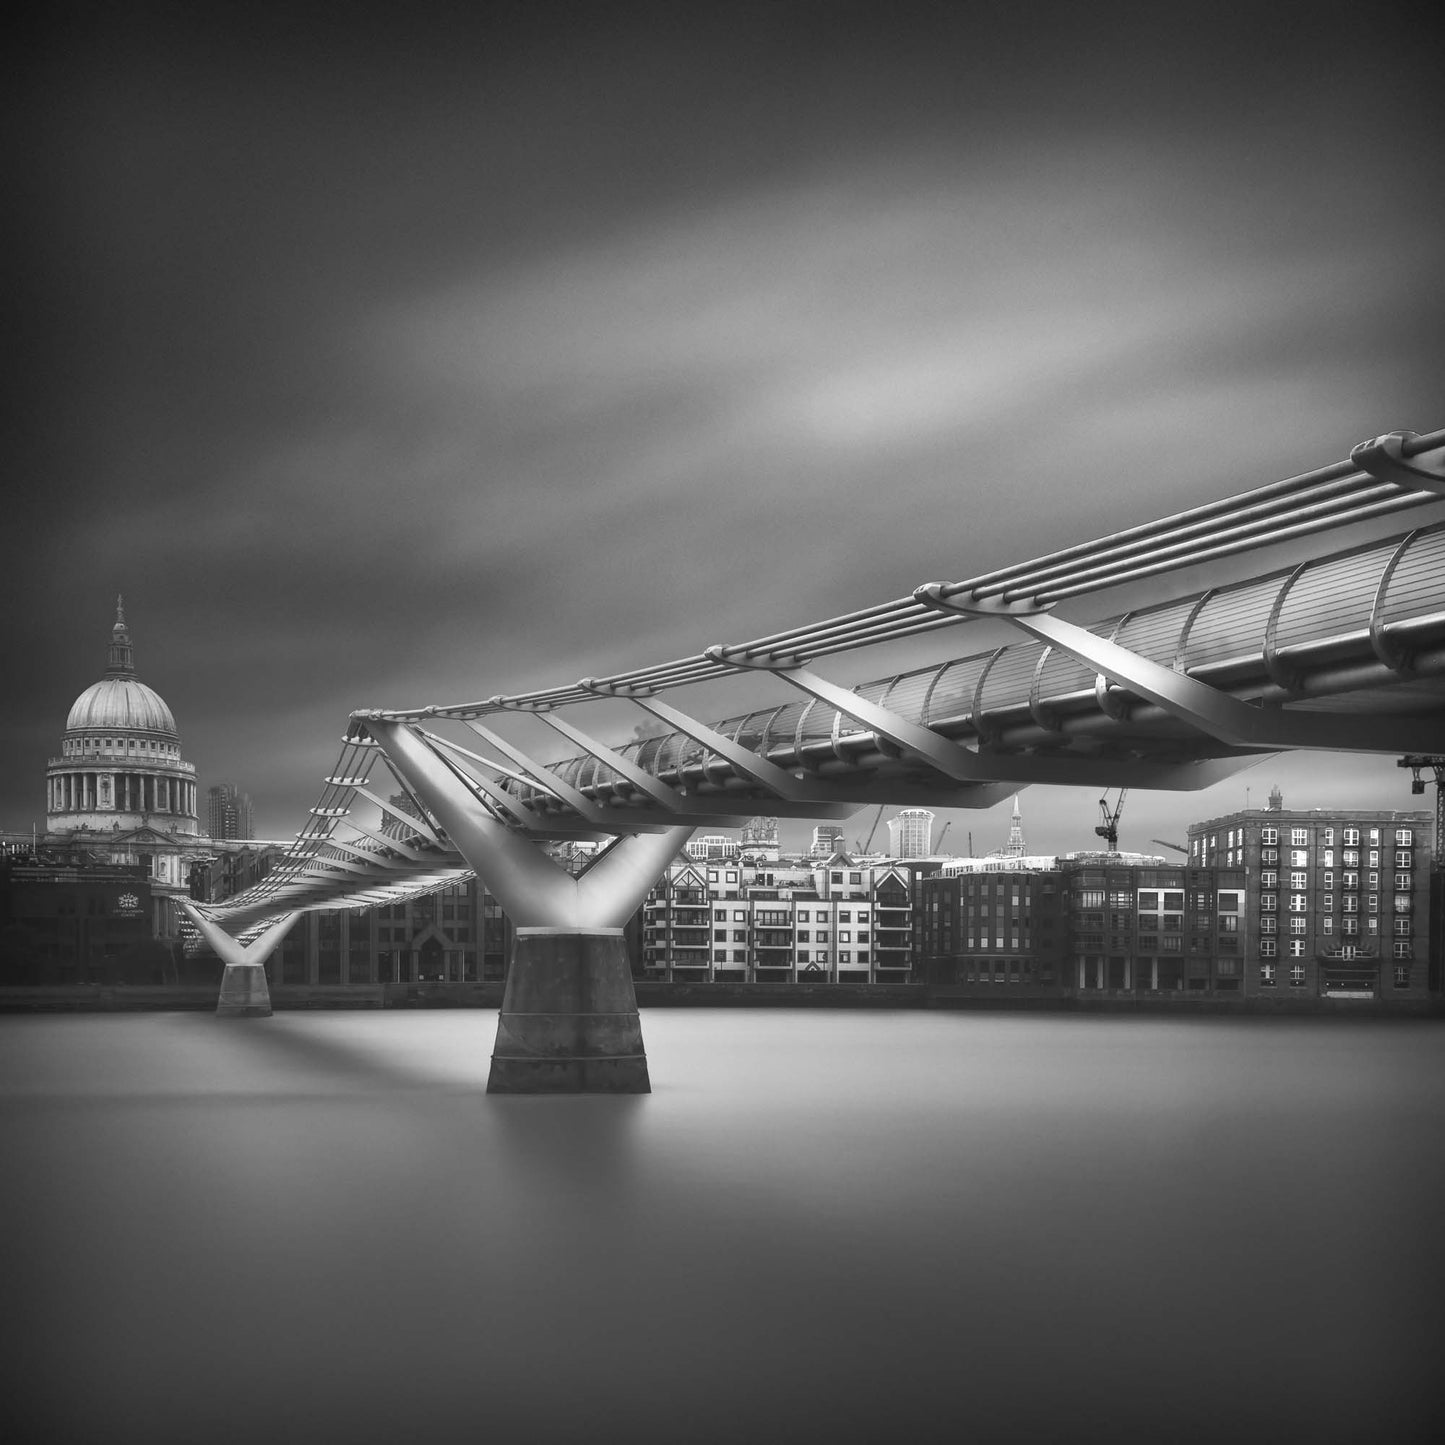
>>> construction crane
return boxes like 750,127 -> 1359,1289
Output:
1095,789 -> 1128,851
933,820 -> 952,855
854,804 -> 885,854
1399,756 -> 1445,872
1151,838 -> 1189,855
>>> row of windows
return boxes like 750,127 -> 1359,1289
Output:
1259,848 -> 1415,870
709,908 -> 874,922
63,736 -> 179,757
1257,826 -> 1413,847
695,950 -> 877,965
1258,938 -> 1414,958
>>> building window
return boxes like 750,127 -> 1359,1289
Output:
1259,940 -> 1277,958
1392,942 -> 1412,960
1288,894 -> 1307,913
1290,828 -> 1308,846
1261,827 -> 1278,846
1289,964 -> 1306,988
1395,851 -> 1412,868
1260,871 -> 1277,888
1393,918 -> 1412,936
1261,893 -> 1277,912
1289,917 -> 1307,935
1343,828 -> 1359,846
1261,848 -> 1278,864
1289,872 -> 1307,889
1343,850 -> 1360,868
1321,917 -> 1332,934
1260,916 -> 1276,934
1290,850 -> 1308,867
1395,828 -> 1413,846
1288,940 -> 1306,957
1260,962 -> 1276,985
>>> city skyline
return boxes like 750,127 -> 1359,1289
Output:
7,5 -> 1443,853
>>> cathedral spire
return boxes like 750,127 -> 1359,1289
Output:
106,595 -> 135,677
1004,796 -> 1026,857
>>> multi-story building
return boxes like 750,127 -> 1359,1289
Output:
0,853 -> 171,984
206,784 -> 254,840
809,825 -> 846,859
267,878 -> 513,987
887,808 -> 935,859
1187,793 -> 1434,1002
641,855 -> 916,983
922,852 -> 1213,996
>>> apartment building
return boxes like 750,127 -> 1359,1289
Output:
641,854 -> 916,982
1187,795 -> 1434,1001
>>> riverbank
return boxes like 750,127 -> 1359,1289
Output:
3,981 -> 1440,1016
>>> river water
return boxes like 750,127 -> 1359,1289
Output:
2,1010 -> 1441,1444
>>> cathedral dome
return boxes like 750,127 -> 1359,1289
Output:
61,597 -> 180,740
65,677 -> 178,737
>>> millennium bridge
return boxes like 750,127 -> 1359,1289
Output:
185,428 -> 1445,1091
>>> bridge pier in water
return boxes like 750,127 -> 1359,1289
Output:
368,720 -> 692,1094
181,904 -> 299,1018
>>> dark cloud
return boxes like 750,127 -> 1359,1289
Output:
5,3 -> 1443,843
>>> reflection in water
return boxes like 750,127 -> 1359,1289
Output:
2,1012 -> 1443,1443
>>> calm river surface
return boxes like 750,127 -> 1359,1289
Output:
2,1010 -> 1442,1444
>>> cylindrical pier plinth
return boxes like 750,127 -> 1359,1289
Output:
216,963 -> 272,1018
488,928 -> 650,1094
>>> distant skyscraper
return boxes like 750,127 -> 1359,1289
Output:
887,808 -> 935,859
206,784 -> 254,840
810,824 -> 846,858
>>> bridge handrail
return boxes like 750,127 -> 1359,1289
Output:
358,428 -> 1445,722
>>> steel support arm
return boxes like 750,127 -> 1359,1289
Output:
914,586 -> 1445,754
581,683 -> 815,801
462,718 -> 677,833
366,720 -> 692,928
702,647 -> 1246,791
182,904 -> 298,970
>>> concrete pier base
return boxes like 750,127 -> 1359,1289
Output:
488,928 -> 650,1094
216,963 -> 272,1019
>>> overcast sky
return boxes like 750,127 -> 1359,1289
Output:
5,2 -> 1443,855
